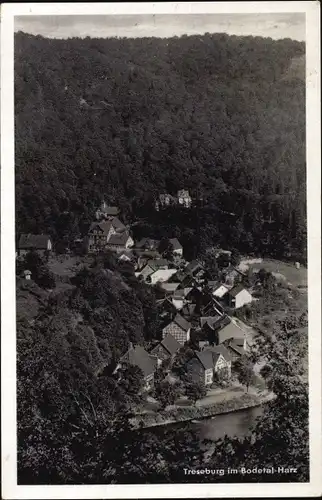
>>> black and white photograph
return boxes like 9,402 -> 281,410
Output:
1,2 -> 321,499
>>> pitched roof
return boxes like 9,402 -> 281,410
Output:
136,238 -> 160,250
159,334 -> 181,356
227,339 -> 245,356
203,344 -> 232,362
181,303 -> 196,318
119,345 -> 157,377
160,282 -> 179,293
110,217 -> 126,232
228,284 -> 248,297
185,260 -> 203,274
147,259 -> 169,270
18,234 -> 51,250
108,231 -> 130,246
89,220 -> 113,235
169,238 -> 183,251
217,320 -> 245,344
200,315 -> 222,328
194,350 -> 214,370
173,313 -> 191,332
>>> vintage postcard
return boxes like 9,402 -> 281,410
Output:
1,2 -> 321,499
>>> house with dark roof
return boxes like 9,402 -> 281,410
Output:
135,238 -> 160,252
226,339 -> 247,361
169,238 -> 183,256
185,260 -> 204,278
95,201 -> 119,220
216,319 -> 247,349
181,302 -> 197,321
115,344 -> 158,391
106,231 -> 134,251
87,216 -> 131,253
185,344 -> 232,386
226,284 -> 252,309
162,314 -> 191,345
18,234 -> 52,256
203,345 -> 232,378
150,334 -> 181,365
185,350 -> 214,385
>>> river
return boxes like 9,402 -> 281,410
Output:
146,404 -> 265,443
190,404 -> 264,442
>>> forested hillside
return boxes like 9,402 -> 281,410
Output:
15,31 -> 306,259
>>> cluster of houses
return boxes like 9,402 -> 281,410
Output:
16,201 -> 255,397
155,189 -> 192,211
114,243 -> 254,392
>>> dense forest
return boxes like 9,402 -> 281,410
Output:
15,32 -> 306,261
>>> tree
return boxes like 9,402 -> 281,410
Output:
155,381 -> 178,409
233,355 -> 254,392
158,238 -> 174,261
185,380 -> 207,405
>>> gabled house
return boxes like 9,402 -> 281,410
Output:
208,282 -> 230,299
203,345 -> 232,377
181,302 -> 197,321
147,268 -> 178,285
155,193 -> 176,211
87,217 -> 127,253
115,344 -> 158,391
185,260 -> 204,278
177,189 -> 192,208
162,314 -> 191,345
186,350 -> 214,385
95,201 -> 119,220
216,319 -> 247,350
226,339 -> 247,361
106,231 -> 134,252
135,238 -> 160,252
226,284 -> 252,309
185,344 -> 232,386
150,334 -> 181,365
160,282 -> 180,294
18,234 -> 52,257
157,297 -> 178,322
169,238 -> 183,256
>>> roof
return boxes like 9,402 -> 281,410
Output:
89,220 -> 113,235
160,282 -> 179,293
158,334 -> 181,356
185,260 -> 202,274
227,284 -> 248,297
173,313 -> 191,332
147,259 -> 169,270
227,339 -> 245,356
217,320 -> 246,344
119,345 -> 157,377
108,231 -> 130,246
110,217 -> 126,232
136,238 -> 160,250
200,315 -> 222,328
194,350 -> 214,370
18,234 -> 51,250
181,303 -> 196,318
169,238 -> 183,251
203,344 -> 232,362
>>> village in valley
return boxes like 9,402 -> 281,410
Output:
16,190 -> 307,425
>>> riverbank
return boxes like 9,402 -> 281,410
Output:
131,389 -> 275,429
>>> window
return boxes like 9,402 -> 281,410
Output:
205,370 -> 213,385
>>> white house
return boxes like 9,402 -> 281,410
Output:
148,268 -> 178,285
226,284 -> 252,309
210,282 -> 230,298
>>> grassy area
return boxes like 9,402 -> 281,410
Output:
240,257 -> 307,288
